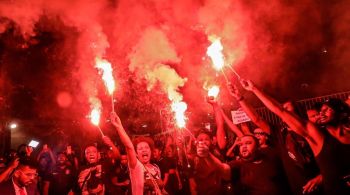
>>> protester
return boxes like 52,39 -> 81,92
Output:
163,145 -> 182,195
190,130 -> 225,195
110,112 -> 165,195
0,159 -> 39,195
42,152 -> 76,195
152,145 -> 167,181
110,154 -> 131,194
2,78 -> 350,195
239,79 -> 350,194
74,135 -> 118,195
226,84 -> 274,152
197,134 -> 291,195
306,107 -> 321,125
37,144 -> 56,179
64,145 -> 79,171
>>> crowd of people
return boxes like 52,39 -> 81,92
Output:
0,79 -> 350,195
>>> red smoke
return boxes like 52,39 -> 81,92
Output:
0,0 -> 349,136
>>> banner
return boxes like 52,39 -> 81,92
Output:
231,108 -> 251,124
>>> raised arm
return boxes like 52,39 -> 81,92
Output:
110,112 -> 138,169
102,136 -> 121,160
225,138 -> 239,158
175,168 -> 183,190
47,147 -> 56,165
220,109 -> 244,137
0,157 -> 19,182
207,97 -> 227,149
240,79 -> 323,151
207,153 -> 231,180
37,145 -> 56,165
227,83 -> 271,134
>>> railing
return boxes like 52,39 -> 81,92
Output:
256,91 -> 350,125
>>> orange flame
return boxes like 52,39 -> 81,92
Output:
89,97 -> 102,126
206,38 -> 225,71
90,105 -> 101,126
95,57 -> 115,95
208,85 -> 220,98
171,101 -> 187,128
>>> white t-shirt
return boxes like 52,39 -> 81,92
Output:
129,160 -> 144,195
129,160 -> 162,195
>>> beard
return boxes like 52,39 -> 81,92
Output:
15,177 -> 32,187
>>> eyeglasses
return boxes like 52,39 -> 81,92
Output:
18,170 -> 38,178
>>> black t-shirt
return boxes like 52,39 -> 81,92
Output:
152,157 -> 168,179
315,129 -> 350,194
163,157 -> 180,192
228,154 -> 291,195
109,162 -> 131,194
163,157 -> 177,171
43,165 -> 76,195
259,147 -> 279,162
193,157 -> 222,195
275,127 -> 322,195
74,160 -> 113,194
113,163 -> 129,183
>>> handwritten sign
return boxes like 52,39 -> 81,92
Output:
231,108 -> 251,124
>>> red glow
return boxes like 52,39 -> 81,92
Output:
171,101 -> 187,128
207,37 -> 225,71
208,85 -> 220,98
56,92 -> 72,108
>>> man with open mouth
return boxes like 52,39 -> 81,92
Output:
75,136 -> 119,195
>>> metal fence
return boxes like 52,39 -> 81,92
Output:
256,91 -> 350,125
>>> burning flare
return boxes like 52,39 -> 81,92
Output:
207,38 -> 225,71
89,97 -> 102,126
171,101 -> 187,128
95,57 -> 115,95
90,107 -> 101,126
89,97 -> 104,136
208,85 -> 220,98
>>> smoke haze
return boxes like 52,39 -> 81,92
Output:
0,0 -> 349,138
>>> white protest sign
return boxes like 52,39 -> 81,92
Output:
231,108 -> 251,124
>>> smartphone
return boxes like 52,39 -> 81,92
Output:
28,140 -> 39,148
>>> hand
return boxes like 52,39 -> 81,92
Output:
102,136 -> 114,147
302,175 -> 322,194
78,168 -> 91,185
240,122 -> 250,133
110,112 -> 123,128
196,141 -> 209,158
227,83 -> 242,100
9,157 -> 20,169
233,137 -> 241,147
240,79 -> 255,91
88,184 -> 103,194
42,144 -> 50,152
178,182 -> 183,190
25,146 -> 33,156
66,145 -> 72,155
206,96 -> 218,106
